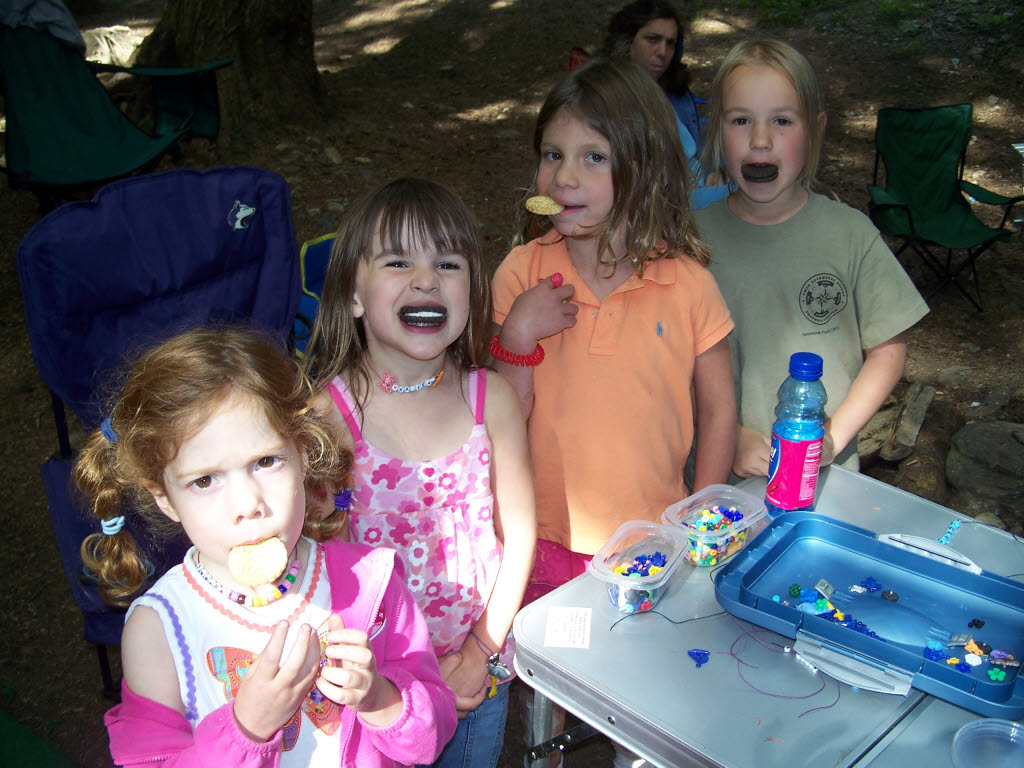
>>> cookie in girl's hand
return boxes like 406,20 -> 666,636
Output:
228,536 -> 288,586
525,196 -> 564,215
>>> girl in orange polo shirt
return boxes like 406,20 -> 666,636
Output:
491,58 -> 736,767
493,56 -> 736,599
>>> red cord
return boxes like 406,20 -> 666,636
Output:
489,335 -> 544,366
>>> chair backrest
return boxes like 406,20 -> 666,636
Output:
18,166 -> 301,429
0,24 -> 183,188
17,167 -> 301,646
874,104 -> 973,218
293,233 -> 335,354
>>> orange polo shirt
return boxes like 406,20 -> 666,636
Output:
493,233 -> 733,554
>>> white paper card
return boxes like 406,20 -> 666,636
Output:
543,606 -> 592,649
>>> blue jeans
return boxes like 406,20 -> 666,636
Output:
428,680 -> 509,768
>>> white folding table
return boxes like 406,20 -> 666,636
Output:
513,466 -> 1022,767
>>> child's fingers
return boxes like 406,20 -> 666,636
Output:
453,681 -> 487,712
325,640 -> 374,669
252,621 -> 289,677
278,624 -> 320,683
314,673 -> 348,705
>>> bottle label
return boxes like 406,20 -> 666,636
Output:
766,433 -> 823,509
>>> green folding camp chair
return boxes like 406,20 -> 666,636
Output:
0,23 -> 229,210
868,103 -> 1023,311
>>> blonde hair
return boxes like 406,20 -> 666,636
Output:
701,38 -> 825,189
515,58 -> 710,273
75,327 -> 352,605
303,178 -> 491,408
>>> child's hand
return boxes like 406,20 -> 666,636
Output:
437,651 -> 488,717
316,614 -> 400,718
733,425 -> 771,478
233,621 -> 322,742
820,422 -> 836,467
503,275 -> 578,348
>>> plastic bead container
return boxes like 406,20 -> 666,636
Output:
588,521 -> 687,614
951,718 -> 1024,768
661,485 -> 768,566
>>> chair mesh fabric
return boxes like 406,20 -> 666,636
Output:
0,25 -> 184,187
17,166 -> 301,664
874,105 -> 970,236
869,103 -> 1017,309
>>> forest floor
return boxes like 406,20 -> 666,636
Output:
1,0 -> 1022,766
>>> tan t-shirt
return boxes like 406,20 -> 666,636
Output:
696,192 -> 929,470
492,233 -> 733,554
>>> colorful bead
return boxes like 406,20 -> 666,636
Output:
937,519 -> 961,545
377,370 -> 444,393
682,505 -> 747,565
988,668 -> 1007,682
860,577 -> 882,592
194,556 -> 302,609
687,649 -> 711,668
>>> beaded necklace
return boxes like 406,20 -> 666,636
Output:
376,369 -> 444,394
194,555 -> 302,608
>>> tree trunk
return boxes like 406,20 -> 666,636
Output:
135,0 -> 322,153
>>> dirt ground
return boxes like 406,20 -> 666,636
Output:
1,1 -> 1022,766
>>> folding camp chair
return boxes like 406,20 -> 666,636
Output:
868,104 -> 1023,311
293,233 -> 335,355
0,22 -> 229,210
16,166 -> 301,697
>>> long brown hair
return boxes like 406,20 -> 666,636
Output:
303,178 -> 491,409
75,326 -> 351,605
601,0 -> 691,97
515,58 -> 710,274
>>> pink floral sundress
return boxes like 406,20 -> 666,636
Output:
327,369 -> 512,668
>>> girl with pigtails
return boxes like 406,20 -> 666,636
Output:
76,326 -> 455,767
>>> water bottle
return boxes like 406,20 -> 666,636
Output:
765,352 -> 827,517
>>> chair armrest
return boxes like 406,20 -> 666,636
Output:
867,185 -> 916,236
87,60 -> 232,77
961,181 -> 1024,228
86,60 -> 232,139
867,184 -> 908,209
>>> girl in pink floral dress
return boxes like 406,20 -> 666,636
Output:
304,178 -> 537,768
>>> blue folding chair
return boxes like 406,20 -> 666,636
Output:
16,166 -> 301,696
293,233 -> 335,355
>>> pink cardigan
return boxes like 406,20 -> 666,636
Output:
105,540 -> 457,767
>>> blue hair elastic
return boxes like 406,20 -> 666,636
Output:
101,516 -> 125,536
100,418 -> 119,443
334,488 -> 353,512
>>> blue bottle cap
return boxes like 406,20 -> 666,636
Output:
789,352 -> 823,380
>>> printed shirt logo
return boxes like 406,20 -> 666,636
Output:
800,273 -> 848,325
228,201 -> 256,230
207,646 -> 340,750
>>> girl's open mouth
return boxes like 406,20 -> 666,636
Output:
399,305 -> 447,327
741,163 -> 779,183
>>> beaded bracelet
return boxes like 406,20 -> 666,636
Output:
489,335 -> 544,366
938,519 -> 961,545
